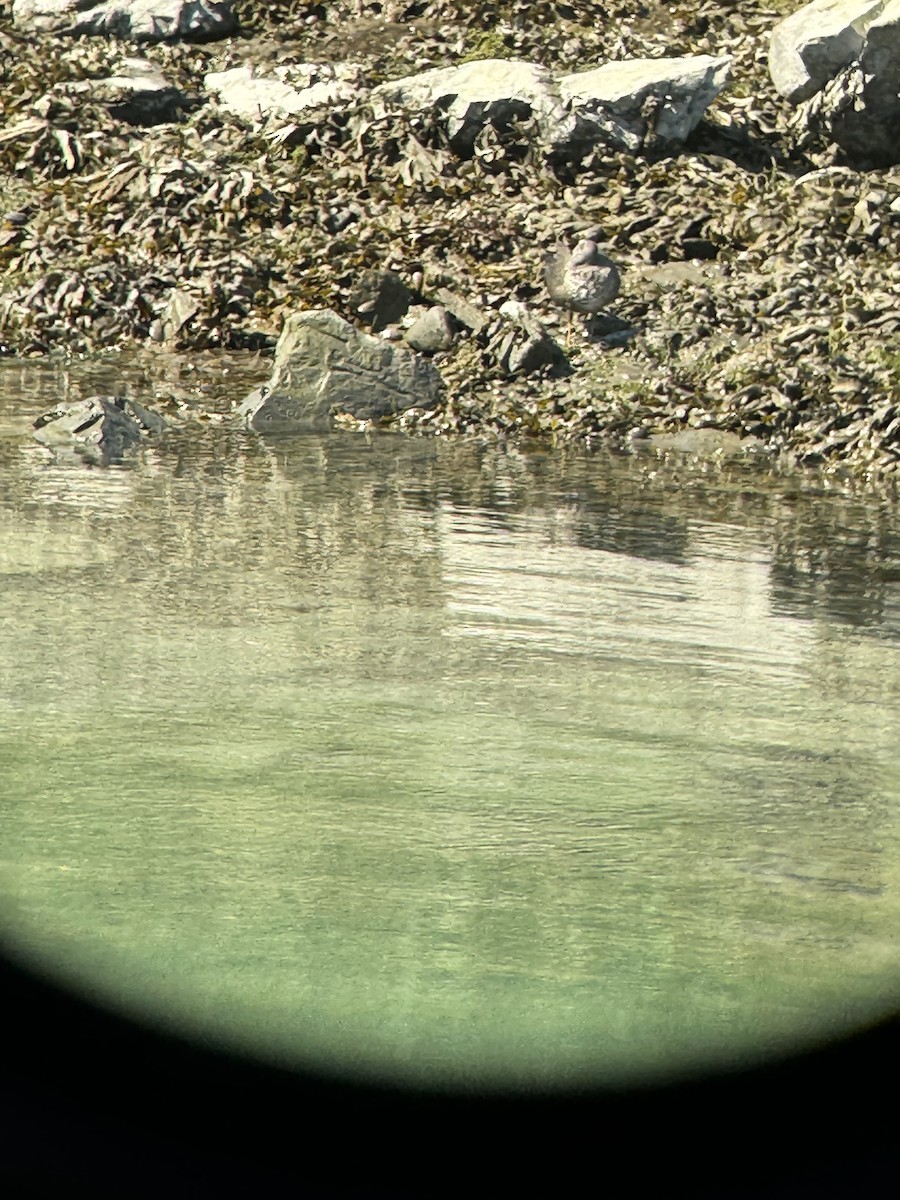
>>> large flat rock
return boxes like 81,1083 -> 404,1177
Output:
238,309 -> 444,434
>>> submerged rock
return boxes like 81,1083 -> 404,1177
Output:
238,309 -> 444,433
33,395 -> 167,464
12,0 -> 236,41
644,428 -> 766,459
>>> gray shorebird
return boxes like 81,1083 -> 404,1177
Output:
542,236 -> 620,342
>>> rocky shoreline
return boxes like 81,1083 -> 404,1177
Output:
2,1 -> 900,482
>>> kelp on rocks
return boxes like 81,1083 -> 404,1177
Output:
1,0 -> 899,481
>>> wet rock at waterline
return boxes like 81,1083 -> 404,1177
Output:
153,288 -> 202,344
770,0 -> 900,165
33,396 -> 167,465
12,0 -> 236,41
641,428 -> 767,460
238,309 -> 444,433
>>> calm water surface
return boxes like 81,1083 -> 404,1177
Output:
2,355 -> 900,1089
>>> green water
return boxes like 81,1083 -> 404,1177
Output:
2,355 -> 900,1089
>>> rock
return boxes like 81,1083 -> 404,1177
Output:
432,288 -> 487,334
162,288 -> 201,341
12,0 -> 236,42
504,329 -> 559,376
496,301 -> 563,375
322,205 -> 362,235
237,308 -> 443,433
42,58 -> 195,126
768,0 -> 892,103
369,54 -> 729,157
645,429 -> 763,459
204,62 -> 362,121
33,395 -> 167,464
404,306 -> 455,354
771,0 -> 900,164
371,58 -> 564,154
347,269 -> 413,333
828,8 -> 900,163
557,55 -> 732,154
590,315 -> 637,348
778,322 -> 829,345
636,261 -> 726,289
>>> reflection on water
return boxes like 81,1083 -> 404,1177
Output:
1,355 -> 900,1089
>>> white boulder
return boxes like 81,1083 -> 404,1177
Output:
372,54 -> 731,155
771,0 -> 900,164
372,59 -> 565,151
12,0 -> 235,41
769,0 -> 900,102
558,55 -> 732,152
205,63 -> 362,122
